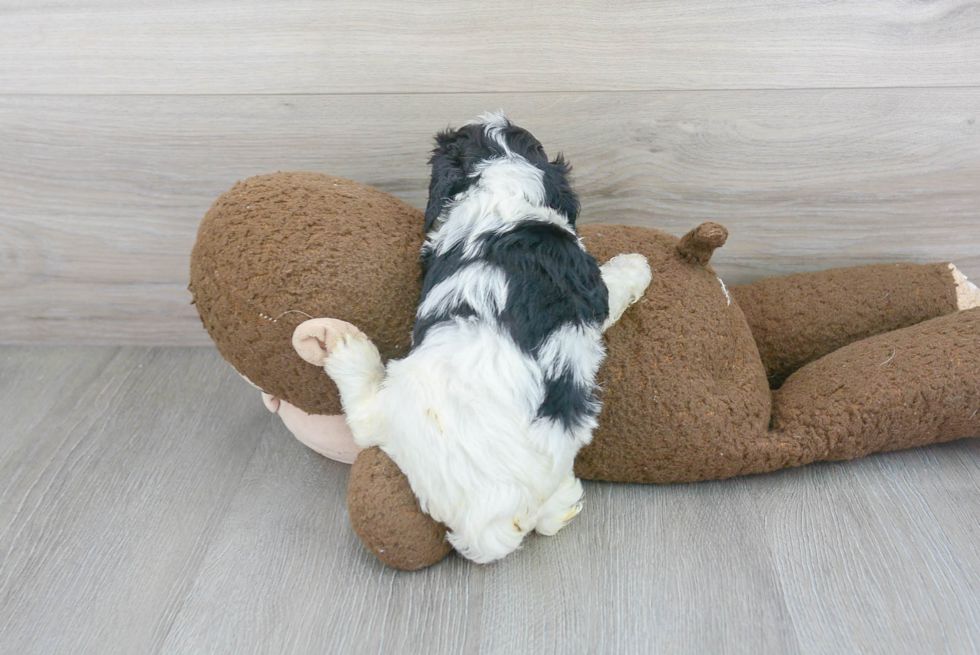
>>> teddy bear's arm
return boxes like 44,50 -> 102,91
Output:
728,262 -> 978,387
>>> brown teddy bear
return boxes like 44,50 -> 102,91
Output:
190,171 -> 980,570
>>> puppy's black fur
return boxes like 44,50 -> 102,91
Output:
424,123 -> 580,232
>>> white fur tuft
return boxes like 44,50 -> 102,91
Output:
718,276 -> 732,306
600,254 -> 653,331
418,262 -> 509,320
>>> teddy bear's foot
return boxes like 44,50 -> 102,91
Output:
534,476 -> 585,537
950,264 -> 980,310
348,447 -> 453,571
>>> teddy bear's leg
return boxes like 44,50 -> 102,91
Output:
348,447 -> 453,571
293,318 -> 387,448
534,475 -> 585,536
601,253 -> 653,332
728,262 -> 969,386
744,308 -> 980,477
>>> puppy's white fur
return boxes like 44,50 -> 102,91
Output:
323,115 -> 652,563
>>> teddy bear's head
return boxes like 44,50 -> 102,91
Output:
189,172 -> 426,416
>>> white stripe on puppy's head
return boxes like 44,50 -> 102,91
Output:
466,110 -> 512,153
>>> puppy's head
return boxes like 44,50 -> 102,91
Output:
424,112 -> 579,232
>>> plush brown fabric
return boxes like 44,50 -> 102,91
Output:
575,224 -> 773,483
730,263 -> 958,387
748,307 -> 980,474
190,172 -> 425,414
348,447 -> 452,571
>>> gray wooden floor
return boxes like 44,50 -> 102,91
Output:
1,346 -> 978,655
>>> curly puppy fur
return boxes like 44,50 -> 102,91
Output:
323,113 -> 651,562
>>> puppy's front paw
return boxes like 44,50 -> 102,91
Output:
447,518 -> 528,564
601,254 -> 652,331
292,318 -> 368,367
950,264 -> 980,311
604,253 -> 652,304
322,330 -> 383,383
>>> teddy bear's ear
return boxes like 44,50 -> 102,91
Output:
676,222 -> 728,266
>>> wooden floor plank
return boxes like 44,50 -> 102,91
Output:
2,0 -> 979,93
2,89 -> 979,344
0,347 -> 266,655
157,428 -> 480,655
470,481 -> 802,655
159,433 -> 802,655
0,346 -> 119,452
747,444 -> 980,654
0,347 -> 978,653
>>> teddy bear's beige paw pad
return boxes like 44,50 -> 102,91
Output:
950,264 -> 980,311
292,318 -> 368,366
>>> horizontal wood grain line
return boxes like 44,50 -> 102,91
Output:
1,88 -> 978,344
2,0 -> 980,94
5,84 -> 980,98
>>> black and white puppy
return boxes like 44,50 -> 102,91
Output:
321,113 -> 651,563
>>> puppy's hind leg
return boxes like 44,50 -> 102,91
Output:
601,253 -> 652,332
293,318 -> 387,447
534,476 -> 585,537
447,517 -> 529,564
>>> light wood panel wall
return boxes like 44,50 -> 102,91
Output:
3,0 -> 980,93
1,1 -> 979,344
